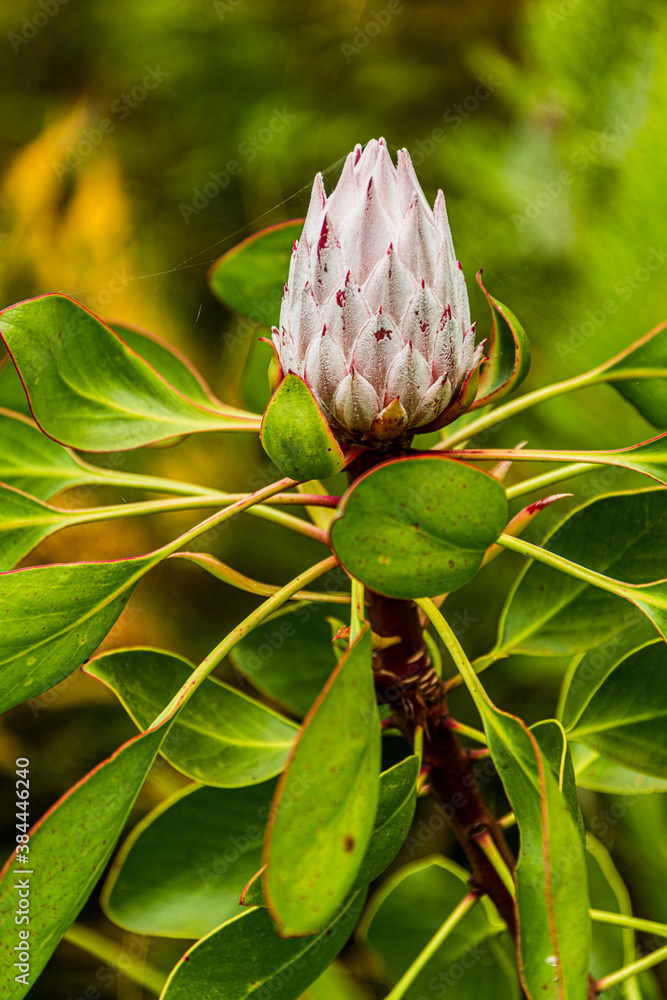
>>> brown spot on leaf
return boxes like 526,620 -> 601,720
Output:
344,836 -> 355,853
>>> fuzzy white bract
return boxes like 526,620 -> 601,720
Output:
272,138 -> 482,443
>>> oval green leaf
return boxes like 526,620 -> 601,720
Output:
84,647 -> 298,786
567,640 -> 667,779
358,856 -> 517,1000
330,456 -> 508,599
601,320 -> 667,427
479,703 -> 591,997
585,835 -> 638,985
160,892 -> 365,1000
103,781 -> 278,938
0,482 -> 75,571
263,627 -> 381,937
261,374 -> 346,482
208,220 -> 304,326
0,553 -> 155,715
0,294 -> 259,451
497,488 -> 667,656
571,743 -> 667,794
0,408 -> 97,500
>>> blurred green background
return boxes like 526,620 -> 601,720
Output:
1,0 -> 667,996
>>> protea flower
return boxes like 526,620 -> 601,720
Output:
271,138 -> 484,445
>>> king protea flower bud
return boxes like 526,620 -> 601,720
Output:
271,138 -> 484,444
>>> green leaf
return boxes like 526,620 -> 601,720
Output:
0,294 -> 259,451
567,640 -> 667,779
261,374 -> 346,482
229,600 -> 340,717
208,220 -> 304,325
0,720 -> 170,998
299,961 -> 368,1000
351,752 -> 420,891
0,352 -> 31,415
530,719 -> 585,843
242,753 -> 420,908
454,433 -> 667,489
481,706 -> 591,998
84,647 -> 298,787
0,407 -> 228,505
160,892 -> 366,1000
584,434 -> 667,487
558,626 -> 652,732
571,743 -> 667,794
497,488 -> 667,656
472,273 -> 531,408
0,554 -> 154,715
0,408 -> 96,500
264,627 -> 381,937
102,781 -> 278,938
358,856 -> 518,1000
0,482 -> 74,571
107,320 -> 222,410
330,456 -> 508,599
602,320 -> 667,427
623,580 -> 667,641
586,835 -> 639,987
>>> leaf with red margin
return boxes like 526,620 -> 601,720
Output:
261,373 -> 346,482
0,294 -> 260,451
0,481 -> 81,571
477,701 -> 591,997
263,627 -> 381,937
106,319 -> 226,411
330,455 -> 508,599
0,408 -> 104,500
600,318 -> 667,428
242,753 -> 420,909
0,552 -> 157,715
84,647 -> 298,787
0,479 -> 292,716
471,271 -> 531,410
0,718 -> 171,999
160,891 -> 367,1000
208,220 -> 305,326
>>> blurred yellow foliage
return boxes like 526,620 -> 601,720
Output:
0,103 -> 174,339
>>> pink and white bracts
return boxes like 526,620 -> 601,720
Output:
272,138 -> 484,444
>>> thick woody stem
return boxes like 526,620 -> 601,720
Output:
345,448 -> 518,936
366,590 -> 518,937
